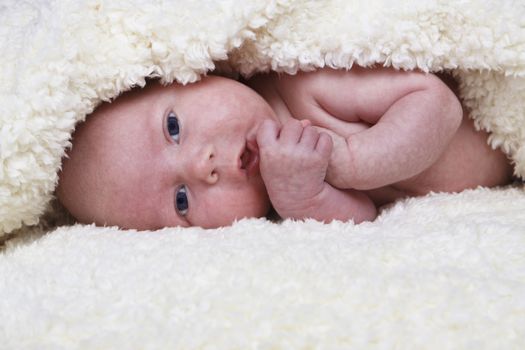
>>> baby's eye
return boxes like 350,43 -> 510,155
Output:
175,185 -> 189,216
167,111 -> 180,142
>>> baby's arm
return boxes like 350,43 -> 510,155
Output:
257,119 -> 377,223
282,68 -> 464,190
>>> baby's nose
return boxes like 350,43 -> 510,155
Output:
190,145 -> 218,185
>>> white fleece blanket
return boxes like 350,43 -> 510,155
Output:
1,0 -> 525,235
2,187 -> 525,348
1,0 -> 525,347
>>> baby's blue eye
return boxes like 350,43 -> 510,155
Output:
176,185 -> 189,216
167,112 -> 180,142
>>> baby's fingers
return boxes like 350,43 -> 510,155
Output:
299,126 -> 320,149
256,120 -> 280,148
300,119 -> 312,128
279,119 -> 304,145
315,132 -> 333,157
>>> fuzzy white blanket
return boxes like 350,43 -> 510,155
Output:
1,0 -> 525,347
2,187 -> 525,348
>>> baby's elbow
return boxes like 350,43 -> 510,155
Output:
426,77 -> 463,133
354,204 -> 378,224
443,87 -> 463,131
346,193 -> 378,224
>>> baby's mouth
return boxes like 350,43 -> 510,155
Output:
240,140 -> 259,176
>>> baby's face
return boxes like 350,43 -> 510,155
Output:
58,76 -> 276,229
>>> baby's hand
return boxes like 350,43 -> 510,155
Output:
256,119 -> 333,217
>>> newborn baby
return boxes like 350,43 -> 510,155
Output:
57,67 -> 513,229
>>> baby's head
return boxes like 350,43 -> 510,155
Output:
57,76 -> 276,229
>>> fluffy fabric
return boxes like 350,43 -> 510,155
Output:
1,0 -> 525,235
2,187 -> 525,348
1,1 -> 525,347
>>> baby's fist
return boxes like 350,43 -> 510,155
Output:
256,119 -> 333,213
256,119 -> 332,157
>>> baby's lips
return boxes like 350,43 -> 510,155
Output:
245,150 -> 260,178
239,136 -> 261,178
246,137 -> 259,153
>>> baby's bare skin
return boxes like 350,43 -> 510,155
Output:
248,67 -> 513,222
57,78 -> 274,229
58,68 -> 513,229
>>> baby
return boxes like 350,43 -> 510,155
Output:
57,67 -> 513,229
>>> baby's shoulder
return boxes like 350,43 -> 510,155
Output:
271,69 -> 336,95
246,72 -> 311,117
249,71 -> 309,95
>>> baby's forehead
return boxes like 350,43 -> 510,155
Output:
88,84 -> 161,124
110,83 -> 162,110
86,75 -> 252,130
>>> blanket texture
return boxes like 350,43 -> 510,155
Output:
2,187 -> 525,348
1,0 -> 525,348
1,0 -> 525,235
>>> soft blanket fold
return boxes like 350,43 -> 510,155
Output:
1,1 -> 525,348
1,187 -> 525,348
1,0 -> 525,235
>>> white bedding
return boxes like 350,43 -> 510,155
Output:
2,187 -> 525,348
1,0 -> 525,347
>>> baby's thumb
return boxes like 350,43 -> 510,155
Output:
316,132 -> 333,156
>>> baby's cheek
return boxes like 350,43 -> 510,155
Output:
230,186 -> 270,219
196,183 -> 269,228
